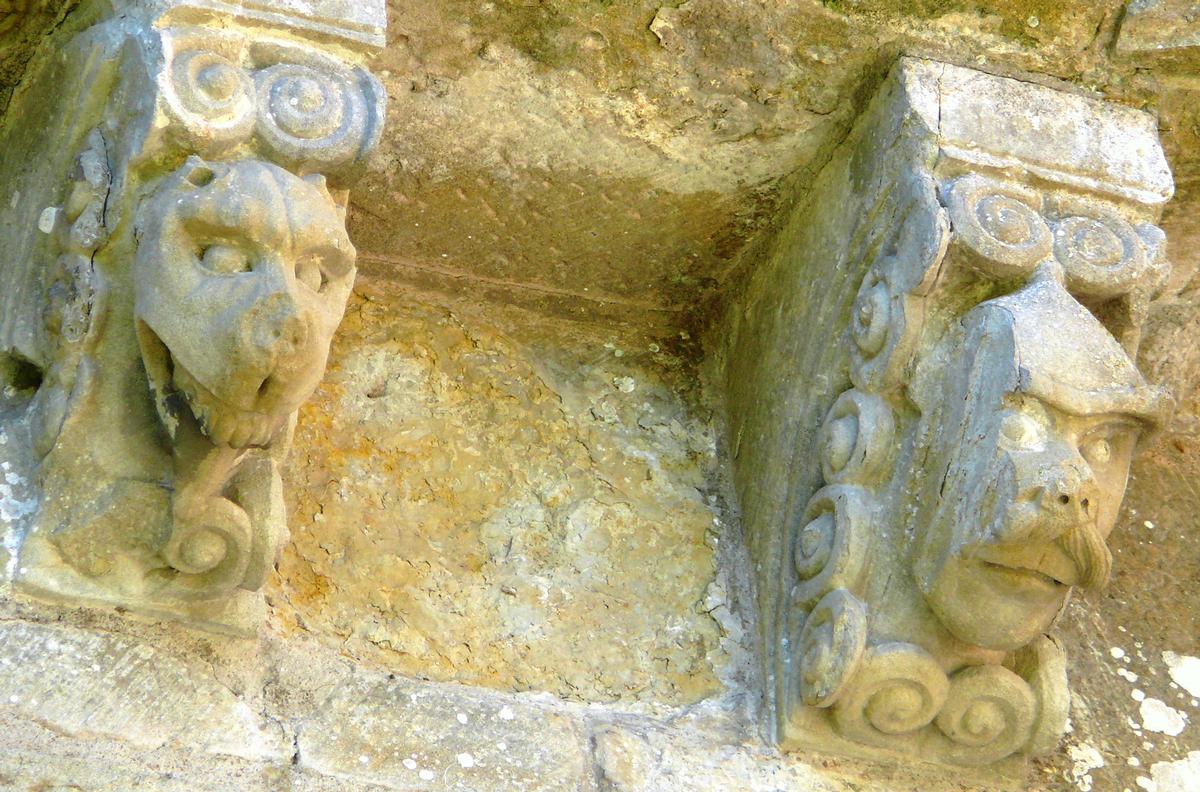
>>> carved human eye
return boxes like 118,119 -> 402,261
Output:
198,244 -> 252,275
295,254 -> 327,293
999,411 -> 1045,450
1082,435 -> 1112,466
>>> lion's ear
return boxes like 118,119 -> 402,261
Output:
180,155 -> 215,188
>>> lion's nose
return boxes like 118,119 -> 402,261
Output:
249,293 -> 308,359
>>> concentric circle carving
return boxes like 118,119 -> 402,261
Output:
797,588 -> 868,708
164,49 -> 256,153
849,259 -> 919,392
945,175 -> 1051,279
1051,210 -> 1150,299
934,665 -> 1037,765
254,61 -> 371,171
791,485 -> 872,607
831,642 -> 949,744
163,495 -> 253,600
852,272 -> 891,357
819,389 -> 895,485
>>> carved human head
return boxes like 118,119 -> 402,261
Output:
135,157 -> 355,448
912,268 -> 1163,651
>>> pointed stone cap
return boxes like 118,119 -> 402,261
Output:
981,266 -> 1167,426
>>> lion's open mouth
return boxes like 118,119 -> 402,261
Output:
171,360 -> 281,448
137,319 -> 285,449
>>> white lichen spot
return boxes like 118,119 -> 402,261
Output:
1129,757 -> 1142,767
1135,689 -> 1148,702
456,711 -> 468,725
37,206 -> 60,234
1114,648 -> 1128,660
418,769 -> 435,781
1137,777 -> 1156,792
1144,520 -> 1156,529
498,705 -> 515,721
402,758 -> 417,770
1164,653 -> 1200,699
613,376 -> 636,393
1148,751 -> 1200,792
1120,668 -> 1141,683
1068,742 -> 1105,791
1141,698 -> 1187,736
497,741 -> 507,751
358,755 -> 369,765
456,752 -> 475,768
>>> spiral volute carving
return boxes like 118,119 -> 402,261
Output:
1050,208 -> 1153,299
831,642 -> 949,745
796,588 -> 868,708
945,175 -> 1051,280
164,47 -> 256,155
254,61 -> 376,171
158,32 -> 384,173
163,494 -> 253,600
819,390 -> 895,486
934,665 -> 1037,765
791,485 -> 872,607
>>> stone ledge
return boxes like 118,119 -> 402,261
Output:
0,620 -> 289,762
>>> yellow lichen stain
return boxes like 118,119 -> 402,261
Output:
269,293 -> 727,705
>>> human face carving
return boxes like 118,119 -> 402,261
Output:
135,158 -> 355,448
920,391 -> 1139,650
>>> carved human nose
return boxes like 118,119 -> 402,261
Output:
1037,468 -> 1098,523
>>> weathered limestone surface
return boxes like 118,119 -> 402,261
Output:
1,1 -> 1199,791
272,286 -> 735,705
0,620 -> 287,760
0,0 -> 388,629
297,668 -> 591,790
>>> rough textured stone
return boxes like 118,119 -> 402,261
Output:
1,0 -> 1199,790
716,56 -> 1175,767
297,668 -> 592,791
272,286 -> 730,705
0,620 -> 287,760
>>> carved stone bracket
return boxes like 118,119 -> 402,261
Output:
719,57 -> 1175,768
0,0 -> 386,634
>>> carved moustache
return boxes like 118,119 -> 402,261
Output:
1059,520 -> 1112,590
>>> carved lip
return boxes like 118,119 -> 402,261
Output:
971,541 -> 1080,596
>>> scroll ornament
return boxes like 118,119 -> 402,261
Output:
158,29 -> 385,173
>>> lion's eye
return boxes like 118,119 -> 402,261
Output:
295,255 -> 326,292
198,244 -> 252,275
999,411 -> 1044,450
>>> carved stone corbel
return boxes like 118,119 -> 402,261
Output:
720,57 -> 1175,767
0,0 -> 386,633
